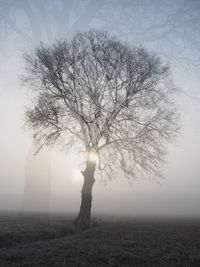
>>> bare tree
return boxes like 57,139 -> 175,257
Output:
23,30 -> 179,228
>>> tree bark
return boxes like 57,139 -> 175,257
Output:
74,159 -> 96,229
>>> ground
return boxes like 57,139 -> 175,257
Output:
0,212 -> 199,266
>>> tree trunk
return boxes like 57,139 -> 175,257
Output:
74,159 -> 96,229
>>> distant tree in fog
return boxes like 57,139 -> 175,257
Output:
23,30 -> 179,228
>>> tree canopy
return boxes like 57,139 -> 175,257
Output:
23,30 -> 179,181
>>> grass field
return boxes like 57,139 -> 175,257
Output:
0,212 -> 199,266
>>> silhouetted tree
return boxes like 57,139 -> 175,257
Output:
23,30 -> 179,228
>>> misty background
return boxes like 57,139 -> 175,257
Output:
0,0 -> 200,217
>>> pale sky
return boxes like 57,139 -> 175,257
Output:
0,0 -> 200,217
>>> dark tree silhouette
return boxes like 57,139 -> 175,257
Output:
23,30 -> 179,228
0,0 -> 194,214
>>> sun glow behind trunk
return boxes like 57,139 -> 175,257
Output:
72,170 -> 83,182
71,151 -> 98,183
88,151 -> 98,163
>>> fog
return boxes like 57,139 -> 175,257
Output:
0,0 -> 200,217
